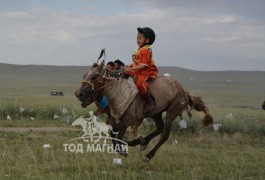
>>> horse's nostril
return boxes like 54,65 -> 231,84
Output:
75,91 -> 83,97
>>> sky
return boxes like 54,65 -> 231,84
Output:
0,0 -> 265,71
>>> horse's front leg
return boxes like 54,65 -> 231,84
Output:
115,127 -> 128,157
126,113 -> 164,151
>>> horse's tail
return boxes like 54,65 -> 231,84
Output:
186,91 -> 213,127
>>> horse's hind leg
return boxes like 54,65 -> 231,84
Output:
144,102 -> 186,162
144,118 -> 174,161
131,123 -> 140,136
139,113 -> 164,151
127,113 -> 164,149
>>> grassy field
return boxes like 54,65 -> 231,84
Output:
1,127 -> 265,179
0,63 -> 265,179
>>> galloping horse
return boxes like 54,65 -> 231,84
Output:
75,51 -> 213,161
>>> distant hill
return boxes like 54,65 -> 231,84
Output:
1,63 -> 264,91
1,63 -> 264,107
0,63 -> 89,88
158,66 -> 265,92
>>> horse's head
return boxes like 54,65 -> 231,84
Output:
75,55 -> 106,108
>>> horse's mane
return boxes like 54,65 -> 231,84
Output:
92,63 -> 98,68
103,69 -> 124,79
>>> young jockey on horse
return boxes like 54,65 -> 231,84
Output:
106,61 -> 115,71
125,27 -> 158,114
114,59 -> 125,71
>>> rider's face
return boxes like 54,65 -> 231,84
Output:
137,33 -> 149,48
107,64 -> 114,71
114,63 -> 120,70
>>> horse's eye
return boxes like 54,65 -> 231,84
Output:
83,74 -> 86,79
91,75 -> 97,81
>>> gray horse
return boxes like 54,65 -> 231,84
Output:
75,59 -> 213,162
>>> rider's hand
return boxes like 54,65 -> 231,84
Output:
125,68 -> 132,73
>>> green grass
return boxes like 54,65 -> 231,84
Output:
1,129 -> 265,179
1,104 -> 265,179
0,89 -> 94,121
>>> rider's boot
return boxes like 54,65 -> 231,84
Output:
143,92 -> 156,114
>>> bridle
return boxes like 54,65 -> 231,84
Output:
81,78 -> 104,90
81,76 -> 117,92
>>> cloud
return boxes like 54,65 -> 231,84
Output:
1,11 -> 34,19
85,5 -> 100,11
123,0 -> 265,18
0,0 -> 264,70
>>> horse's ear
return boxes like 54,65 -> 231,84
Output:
98,60 -> 105,70
92,63 -> 98,68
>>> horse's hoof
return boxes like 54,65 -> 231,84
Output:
123,152 -> 128,157
143,156 -> 150,162
140,145 -> 147,151
139,136 -> 146,144
118,151 -> 128,157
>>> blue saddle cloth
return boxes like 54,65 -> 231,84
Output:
99,96 -> 109,109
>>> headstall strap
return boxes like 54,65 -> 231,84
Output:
82,80 -> 95,90
81,77 -> 116,92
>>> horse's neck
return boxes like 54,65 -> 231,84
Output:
96,92 -> 103,102
102,77 -> 138,120
103,79 -> 124,104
